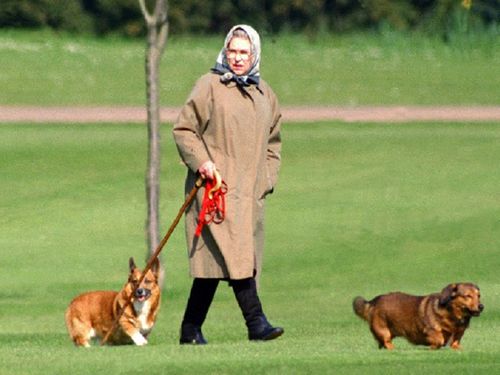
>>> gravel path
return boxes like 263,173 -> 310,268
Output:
1,105 -> 499,123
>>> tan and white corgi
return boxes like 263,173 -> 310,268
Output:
65,257 -> 160,347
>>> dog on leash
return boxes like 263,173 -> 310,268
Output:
353,283 -> 483,350
65,257 -> 161,347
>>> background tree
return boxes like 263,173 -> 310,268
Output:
139,0 -> 168,287
1,0 -> 497,37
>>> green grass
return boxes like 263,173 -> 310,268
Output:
1,122 -> 499,374
0,30 -> 498,106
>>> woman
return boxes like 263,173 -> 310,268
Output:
173,24 -> 283,344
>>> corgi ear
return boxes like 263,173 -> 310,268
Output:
129,257 -> 137,273
439,283 -> 458,306
150,257 -> 160,279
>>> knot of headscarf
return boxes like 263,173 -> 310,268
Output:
211,24 -> 261,87
214,70 -> 259,87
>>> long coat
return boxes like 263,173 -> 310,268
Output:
172,73 -> 282,280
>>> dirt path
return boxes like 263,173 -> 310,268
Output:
1,105 -> 499,123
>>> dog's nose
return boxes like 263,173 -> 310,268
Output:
479,303 -> 484,311
135,288 -> 151,299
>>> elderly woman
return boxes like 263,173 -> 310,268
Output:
172,24 -> 283,344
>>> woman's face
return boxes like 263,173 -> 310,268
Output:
225,37 -> 253,76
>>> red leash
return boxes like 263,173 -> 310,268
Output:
195,171 -> 227,236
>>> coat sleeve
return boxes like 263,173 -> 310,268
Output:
172,75 -> 213,173
266,89 -> 282,189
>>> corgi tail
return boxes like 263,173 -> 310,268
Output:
352,296 -> 371,321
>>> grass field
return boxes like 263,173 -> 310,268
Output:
0,30 -> 499,106
1,122 -> 499,374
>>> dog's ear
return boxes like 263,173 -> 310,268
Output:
150,257 -> 160,279
129,257 -> 137,273
439,283 -> 458,306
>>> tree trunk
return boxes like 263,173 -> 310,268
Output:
141,0 -> 169,288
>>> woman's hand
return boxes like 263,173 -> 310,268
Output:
198,160 -> 216,180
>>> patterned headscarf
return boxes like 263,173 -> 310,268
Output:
211,24 -> 261,87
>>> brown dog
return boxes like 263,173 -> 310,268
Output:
65,257 -> 160,347
353,283 -> 483,350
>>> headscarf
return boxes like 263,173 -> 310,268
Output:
211,24 -> 261,87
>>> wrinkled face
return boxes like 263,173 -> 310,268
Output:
225,37 -> 253,76
452,283 -> 484,317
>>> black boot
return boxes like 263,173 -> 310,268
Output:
231,278 -> 284,341
180,323 -> 207,345
179,278 -> 219,345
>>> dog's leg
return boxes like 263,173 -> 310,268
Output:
72,335 -> 91,347
119,317 -> 148,346
370,320 -> 394,350
449,329 -> 465,350
427,330 -> 446,349
450,340 -> 462,350
375,338 -> 394,350
383,341 -> 395,350
123,326 -> 148,346
130,331 -> 148,346
67,317 -> 92,347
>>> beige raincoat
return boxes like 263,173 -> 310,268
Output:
173,72 -> 282,280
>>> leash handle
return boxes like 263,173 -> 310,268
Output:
195,170 -> 226,237
208,170 -> 222,199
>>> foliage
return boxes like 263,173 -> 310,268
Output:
1,122 -> 500,374
0,0 -> 498,37
0,0 -> 94,32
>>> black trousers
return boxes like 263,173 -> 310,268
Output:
181,277 -> 263,329
181,278 -> 219,328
